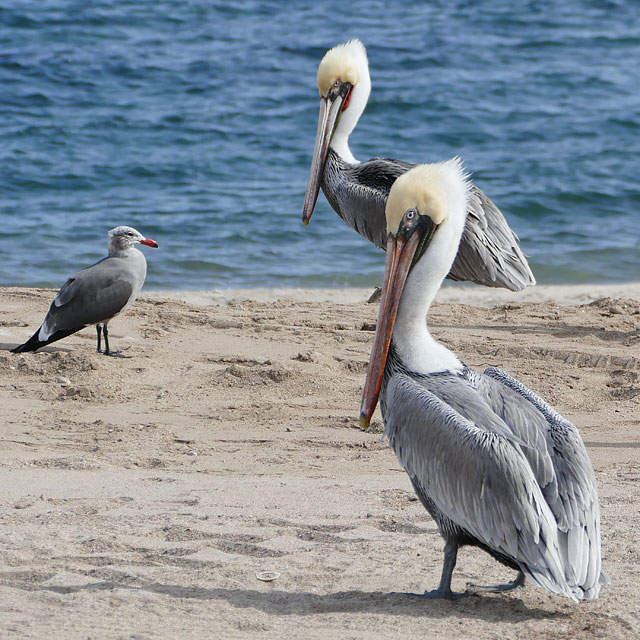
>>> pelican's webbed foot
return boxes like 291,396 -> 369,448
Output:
465,571 -> 525,595
367,287 -> 382,303
408,587 -> 468,600
403,541 -> 472,600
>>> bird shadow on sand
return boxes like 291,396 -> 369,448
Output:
1,342 -> 132,357
1,342 -> 70,354
434,322 -> 639,343
41,581 -> 566,623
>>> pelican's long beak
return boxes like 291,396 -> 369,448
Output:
302,93 -> 346,225
359,231 -> 422,429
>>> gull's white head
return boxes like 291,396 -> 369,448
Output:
108,226 -> 159,254
385,158 -> 469,237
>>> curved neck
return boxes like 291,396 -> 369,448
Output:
108,244 -> 141,259
392,213 -> 466,376
329,75 -> 370,165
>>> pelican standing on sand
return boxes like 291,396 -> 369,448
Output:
359,160 -> 607,601
12,226 -> 158,356
303,39 -> 535,291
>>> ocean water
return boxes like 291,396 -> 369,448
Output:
1,0 -> 639,290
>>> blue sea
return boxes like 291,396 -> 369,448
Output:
1,1 -> 639,290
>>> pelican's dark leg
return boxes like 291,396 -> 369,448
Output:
96,325 -> 103,352
367,287 -> 382,303
410,542 -> 466,600
465,570 -> 525,594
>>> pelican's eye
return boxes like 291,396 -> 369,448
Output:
333,79 -> 340,88
397,209 -> 421,238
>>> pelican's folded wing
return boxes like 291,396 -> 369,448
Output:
342,157 -> 535,291
384,372 -> 578,599
448,185 -> 536,291
482,367 -> 607,598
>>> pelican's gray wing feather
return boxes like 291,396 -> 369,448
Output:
41,257 -> 137,339
481,367 -> 608,598
323,156 -> 410,249
448,185 -> 536,291
383,372 -> 576,599
322,151 -> 535,291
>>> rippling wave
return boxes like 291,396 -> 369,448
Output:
1,1 -> 638,289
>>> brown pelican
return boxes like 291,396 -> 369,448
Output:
303,40 -> 535,291
359,160 -> 607,601
12,226 -> 158,356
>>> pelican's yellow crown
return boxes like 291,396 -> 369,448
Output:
385,159 -> 469,235
317,39 -> 367,97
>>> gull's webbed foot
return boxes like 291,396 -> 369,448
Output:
103,350 -> 132,359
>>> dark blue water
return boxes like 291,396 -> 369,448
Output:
1,1 -> 639,290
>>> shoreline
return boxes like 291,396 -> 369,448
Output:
145,282 -> 640,307
4,282 -> 639,309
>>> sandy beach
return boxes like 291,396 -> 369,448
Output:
0,284 -> 639,639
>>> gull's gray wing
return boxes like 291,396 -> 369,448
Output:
383,371 -> 580,600
41,256 -> 137,340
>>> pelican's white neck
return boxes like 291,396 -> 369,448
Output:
391,174 -> 468,376
329,66 -> 370,166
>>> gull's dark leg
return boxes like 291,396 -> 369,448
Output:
465,570 -> 525,594
96,325 -> 103,352
102,324 -> 131,358
103,324 -> 110,355
410,542 -> 467,600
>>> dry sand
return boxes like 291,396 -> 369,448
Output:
0,284 -> 639,639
